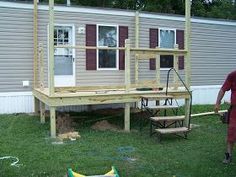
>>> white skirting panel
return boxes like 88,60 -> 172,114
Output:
0,92 -> 34,114
0,86 -> 232,114
191,85 -> 230,105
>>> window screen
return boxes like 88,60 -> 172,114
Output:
98,26 -> 117,69
159,29 -> 175,68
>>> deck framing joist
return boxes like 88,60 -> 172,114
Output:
34,88 -> 190,107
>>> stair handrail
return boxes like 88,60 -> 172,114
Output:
165,68 -> 192,129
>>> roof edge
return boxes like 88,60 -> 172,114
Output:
0,1 -> 236,26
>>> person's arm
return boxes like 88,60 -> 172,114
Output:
214,89 -> 226,113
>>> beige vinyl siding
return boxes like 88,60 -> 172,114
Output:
0,7 -> 33,92
191,23 -> 236,86
0,3 -> 236,93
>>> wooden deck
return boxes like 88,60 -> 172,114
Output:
33,87 -> 190,138
33,87 -> 190,107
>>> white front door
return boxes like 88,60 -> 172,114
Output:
54,25 -> 75,87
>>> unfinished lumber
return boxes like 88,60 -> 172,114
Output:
48,0 -> 55,96
155,127 -> 189,134
124,103 -> 131,132
150,116 -> 185,122
50,106 -> 56,138
40,101 -> 45,124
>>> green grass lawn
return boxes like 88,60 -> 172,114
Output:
0,105 -> 235,177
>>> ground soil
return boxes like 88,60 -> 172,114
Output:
91,120 -> 121,131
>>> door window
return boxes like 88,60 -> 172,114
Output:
54,26 -> 73,75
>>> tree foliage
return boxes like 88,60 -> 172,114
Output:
19,0 -> 236,20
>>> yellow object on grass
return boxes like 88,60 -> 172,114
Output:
67,166 -> 119,177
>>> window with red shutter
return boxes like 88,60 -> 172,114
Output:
86,24 -> 128,70
149,28 -> 158,70
149,28 -> 185,70
119,26 -> 128,70
176,30 -> 185,70
86,24 -> 97,70
159,28 -> 175,69
97,25 -> 118,70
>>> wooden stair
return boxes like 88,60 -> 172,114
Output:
141,94 -> 174,100
149,114 -> 190,141
147,105 -> 178,110
155,127 -> 189,134
150,115 -> 185,121
140,93 -> 191,141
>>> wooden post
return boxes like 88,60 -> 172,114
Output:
34,97 -> 40,115
135,11 -> 139,48
185,0 -> 191,89
125,39 -> 131,92
185,98 -> 190,127
173,54 -> 179,90
124,103 -> 130,132
50,106 -> 56,138
39,43 -> 44,90
155,53 -> 160,86
135,54 -> 139,84
49,0 -> 55,96
33,0 -> 38,88
40,102 -> 46,124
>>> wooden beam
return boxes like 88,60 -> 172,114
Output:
39,43 -> 45,90
49,0 -> 55,96
131,48 -> 187,54
55,45 -> 125,50
40,101 -> 46,124
185,98 -> 191,128
191,110 -> 227,117
124,103 -> 131,132
135,54 -> 139,84
33,90 -> 51,106
33,0 -> 38,88
135,52 -> 186,59
55,45 -> 187,55
155,54 -> 160,86
185,0 -> 191,89
125,39 -> 131,91
173,54 -> 179,90
33,88 -> 190,107
135,11 -> 139,48
55,85 -> 126,92
34,97 -> 40,115
50,106 -> 56,138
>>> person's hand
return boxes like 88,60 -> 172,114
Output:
214,104 -> 220,113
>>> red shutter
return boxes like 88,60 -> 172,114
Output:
86,24 -> 97,70
149,28 -> 158,70
119,26 -> 128,70
176,30 -> 184,70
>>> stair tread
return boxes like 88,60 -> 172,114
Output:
141,94 -> 173,100
155,127 -> 189,134
145,105 -> 179,109
150,115 -> 185,121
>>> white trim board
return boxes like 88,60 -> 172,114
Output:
0,91 -> 32,97
0,1 -> 236,26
